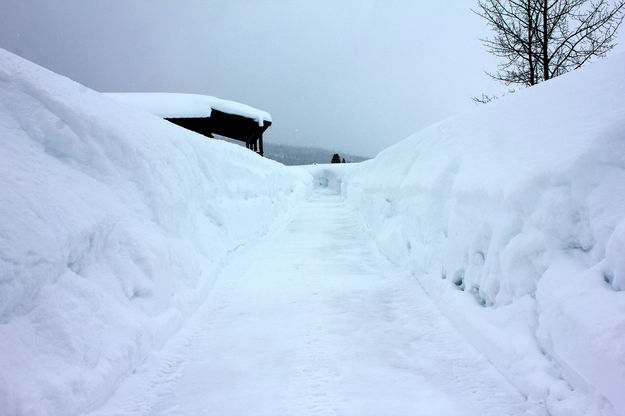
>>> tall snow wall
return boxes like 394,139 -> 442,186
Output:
340,54 -> 625,415
0,49 -> 309,415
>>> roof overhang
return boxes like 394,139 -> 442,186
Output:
104,92 -> 272,143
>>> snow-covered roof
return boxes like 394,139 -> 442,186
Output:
104,92 -> 272,126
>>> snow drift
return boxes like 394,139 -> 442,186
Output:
339,53 -> 625,415
104,92 -> 272,126
0,49 -> 309,415
3,44 -> 625,416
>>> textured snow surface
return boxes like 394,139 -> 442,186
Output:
0,48 -> 305,416
104,92 -> 272,126
337,53 -> 625,415
89,189 -> 532,416
2,46 -> 625,416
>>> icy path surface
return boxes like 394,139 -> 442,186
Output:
91,188 -> 531,416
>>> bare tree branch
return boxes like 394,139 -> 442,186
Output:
474,0 -> 624,89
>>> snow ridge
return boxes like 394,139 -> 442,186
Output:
339,53 -> 625,415
0,48 -> 307,416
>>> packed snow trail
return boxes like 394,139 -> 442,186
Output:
91,187 -> 531,416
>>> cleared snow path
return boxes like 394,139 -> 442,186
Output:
90,187 -> 531,416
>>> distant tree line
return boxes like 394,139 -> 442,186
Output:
331,153 -> 347,164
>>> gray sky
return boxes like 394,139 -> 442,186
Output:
1,1 -> 620,156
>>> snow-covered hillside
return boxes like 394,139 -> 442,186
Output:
0,49 -> 309,415
336,53 -> 625,414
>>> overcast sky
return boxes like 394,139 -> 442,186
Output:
1,1 -> 622,156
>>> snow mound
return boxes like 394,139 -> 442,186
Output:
104,92 -> 272,126
0,49 -> 308,416
339,54 -> 625,415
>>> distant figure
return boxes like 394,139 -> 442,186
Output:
331,153 -> 341,163
342,158 -> 346,163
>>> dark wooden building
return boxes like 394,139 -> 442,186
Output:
165,109 -> 270,156
105,93 -> 272,156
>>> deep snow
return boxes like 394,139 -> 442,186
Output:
1,45 -> 625,416
89,188 -> 532,416
104,93 -> 272,126
0,48 -> 306,416
337,53 -> 625,415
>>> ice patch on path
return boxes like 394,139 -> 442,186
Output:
337,53 -> 625,415
0,48 -> 310,416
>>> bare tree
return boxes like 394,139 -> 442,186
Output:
472,90 -> 516,104
475,0 -> 625,87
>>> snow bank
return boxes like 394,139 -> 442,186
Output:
0,49 -> 308,416
104,92 -> 272,126
338,54 -> 625,415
